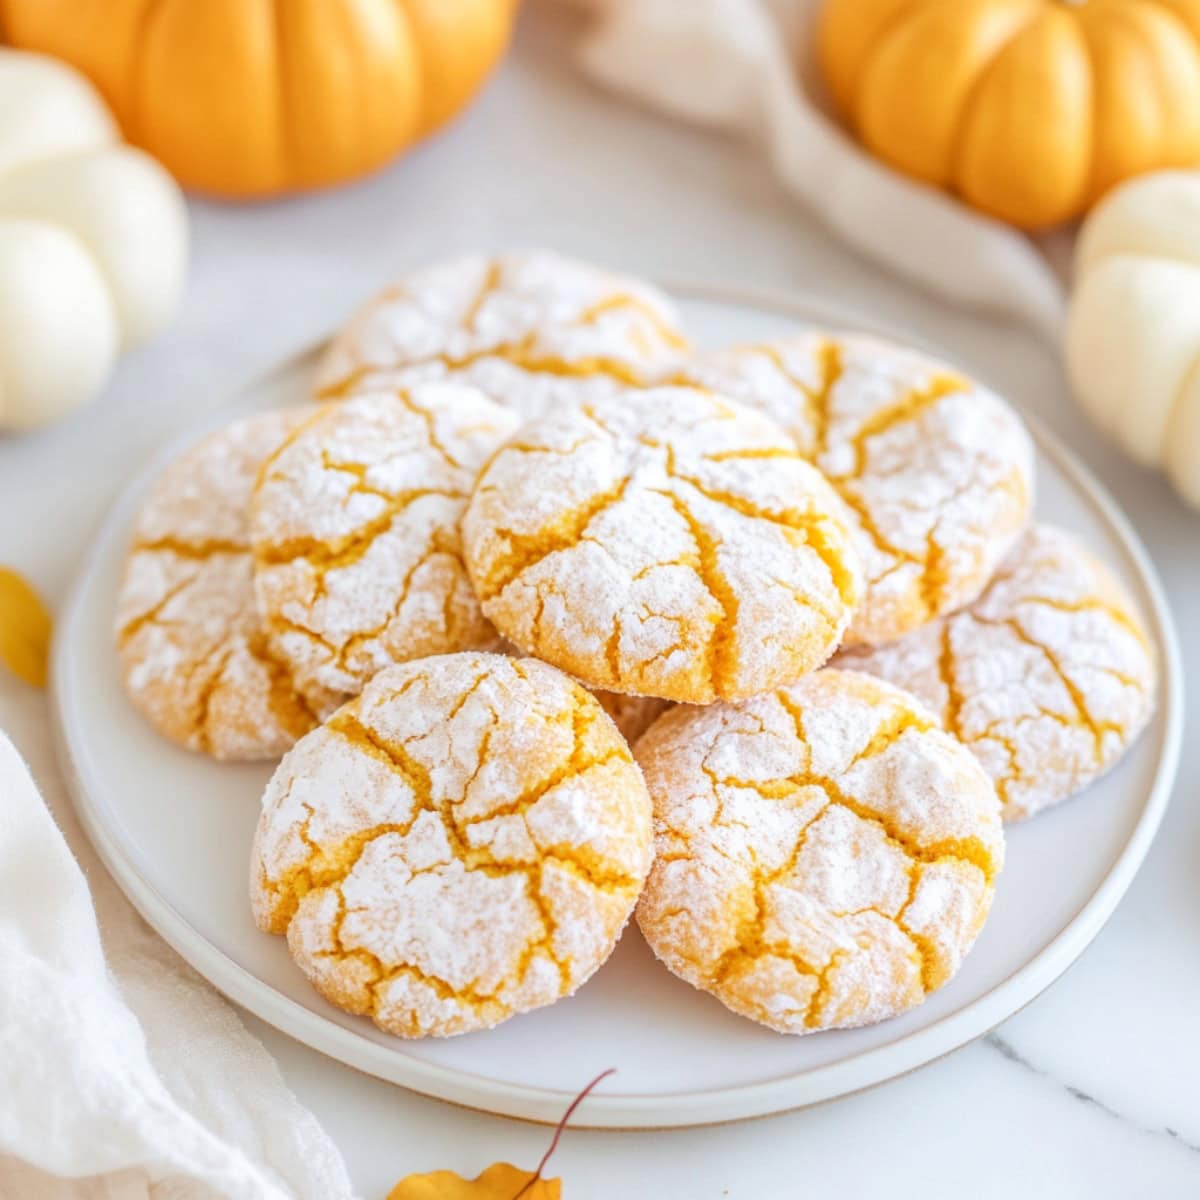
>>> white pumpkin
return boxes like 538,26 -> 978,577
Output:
1066,171 -> 1200,510
0,49 -> 187,432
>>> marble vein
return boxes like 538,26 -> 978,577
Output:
986,1033 -> 1200,1158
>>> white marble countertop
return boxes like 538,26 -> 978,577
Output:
2,6 -> 1197,1197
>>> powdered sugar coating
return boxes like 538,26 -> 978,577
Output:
676,333 -> 1035,645
490,636 -> 672,746
115,409 -> 328,760
837,525 -> 1157,822
250,384 -> 519,708
250,652 -> 653,1038
462,389 -> 864,704
316,251 -> 690,420
636,669 -> 1003,1034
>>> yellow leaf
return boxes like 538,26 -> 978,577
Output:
0,567 -> 52,688
387,1161 -> 560,1200
387,1069 -> 614,1200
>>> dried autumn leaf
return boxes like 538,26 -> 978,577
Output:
0,566 -> 52,688
387,1161 -> 560,1200
387,1069 -> 613,1200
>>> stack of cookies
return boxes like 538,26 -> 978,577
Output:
115,252 -> 1157,1040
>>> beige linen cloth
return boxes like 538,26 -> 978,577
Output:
564,0 -> 1068,341
0,687 -> 356,1200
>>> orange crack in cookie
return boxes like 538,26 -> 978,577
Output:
676,333 -> 1034,645
115,409 -> 331,760
250,383 -> 519,709
250,652 -> 653,1038
314,251 -> 691,420
635,669 -> 1004,1034
462,389 -> 864,704
838,525 -> 1157,822
490,636 -> 672,746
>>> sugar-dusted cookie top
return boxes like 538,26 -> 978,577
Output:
490,636 -> 672,746
250,383 -> 518,709
636,669 -> 1004,1034
837,524 -> 1157,821
251,652 -> 653,1038
462,389 -> 864,704
115,408 -> 329,761
316,251 -> 690,419
676,333 -> 1034,646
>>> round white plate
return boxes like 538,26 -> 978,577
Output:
53,285 -> 1183,1128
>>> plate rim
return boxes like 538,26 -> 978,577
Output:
51,280 -> 1185,1128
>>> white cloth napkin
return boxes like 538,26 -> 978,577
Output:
0,691 -> 357,1200
564,0 -> 1068,343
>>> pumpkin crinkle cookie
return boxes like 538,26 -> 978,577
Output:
115,408 -> 331,760
676,332 -> 1034,646
314,250 -> 690,420
250,383 -> 518,710
461,388 -> 864,704
635,669 -> 1004,1034
837,524 -> 1157,822
250,652 -> 653,1038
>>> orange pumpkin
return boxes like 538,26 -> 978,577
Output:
818,0 -> 1200,230
0,0 -> 519,197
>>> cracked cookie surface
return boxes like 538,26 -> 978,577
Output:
250,384 -> 519,709
250,652 -> 653,1038
491,636 -> 672,745
116,409 -> 328,761
315,251 -> 690,420
837,525 -> 1157,822
635,669 -> 1003,1034
676,333 -> 1034,646
462,389 -> 864,704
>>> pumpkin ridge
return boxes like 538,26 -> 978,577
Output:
821,0 -> 925,118
1145,0 -> 1200,43
1111,3 -> 1200,179
129,0 -> 171,148
948,3 -> 1047,195
1164,338 -> 1200,460
850,1 -> 929,114
1078,4 -> 1175,203
388,0 -> 430,133
16,210 -> 121,325
270,0 -> 294,190
1074,5 -> 1112,206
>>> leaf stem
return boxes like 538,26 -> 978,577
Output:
511,1069 -> 616,1199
